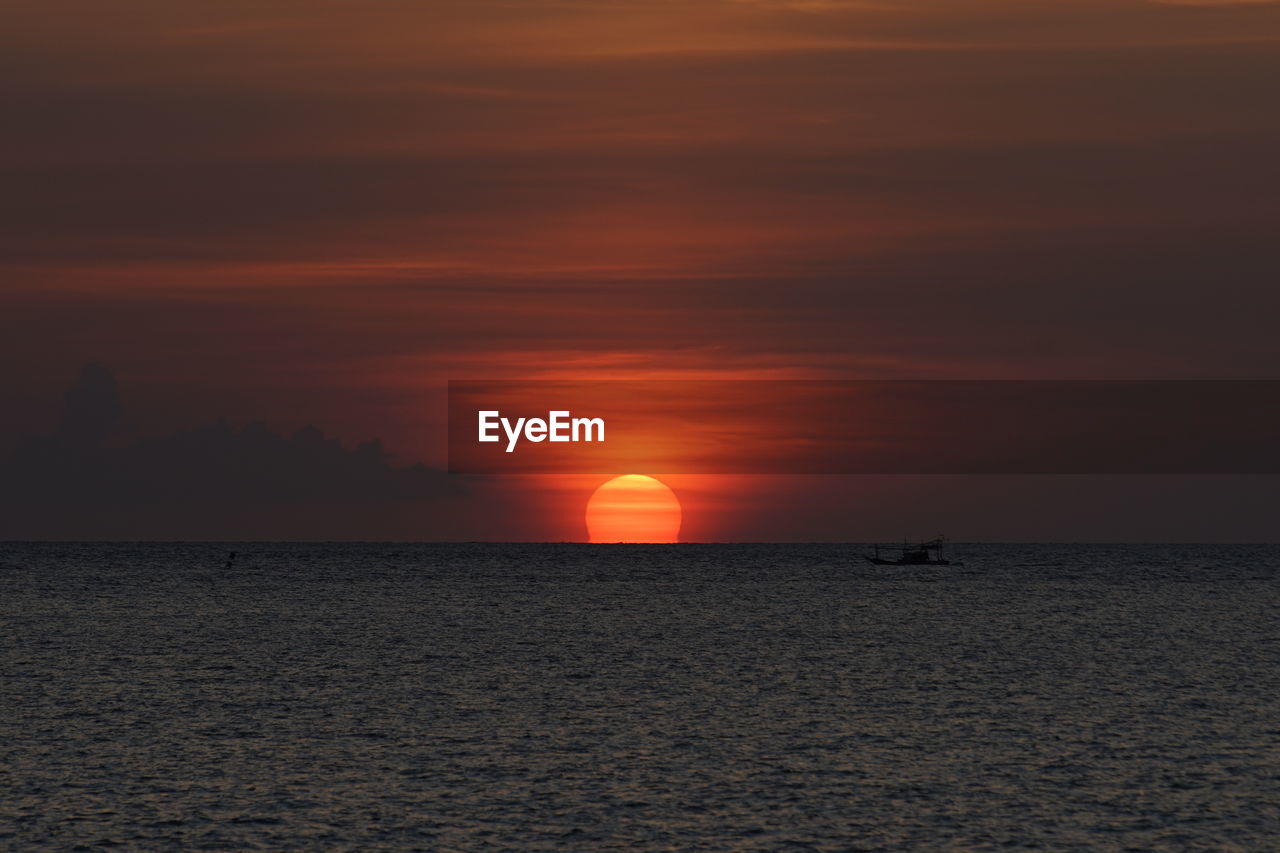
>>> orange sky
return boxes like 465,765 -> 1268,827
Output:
2,0 -> 1279,539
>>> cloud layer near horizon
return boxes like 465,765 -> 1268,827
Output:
0,365 -> 459,539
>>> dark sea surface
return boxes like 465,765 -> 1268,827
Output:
2,543 -> 1279,851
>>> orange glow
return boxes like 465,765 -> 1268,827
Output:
585,475 -> 681,543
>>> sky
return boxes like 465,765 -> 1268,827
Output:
2,0 -> 1279,540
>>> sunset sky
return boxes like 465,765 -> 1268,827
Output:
3,0 -> 1279,540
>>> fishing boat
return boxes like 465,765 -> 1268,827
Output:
865,537 -> 959,566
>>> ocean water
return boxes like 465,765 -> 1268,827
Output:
2,543 -> 1278,851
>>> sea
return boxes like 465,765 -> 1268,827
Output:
2,543 -> 1278,851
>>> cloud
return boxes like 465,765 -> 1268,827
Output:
0,364 -> 461,538
1152,1 -> 1278,6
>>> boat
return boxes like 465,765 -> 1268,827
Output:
864,537 -> 960,566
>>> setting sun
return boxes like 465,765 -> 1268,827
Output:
585,475 -> 681,543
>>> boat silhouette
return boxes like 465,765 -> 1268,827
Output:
865,537 -> 960,566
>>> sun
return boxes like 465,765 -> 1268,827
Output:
585,475 -> 682,543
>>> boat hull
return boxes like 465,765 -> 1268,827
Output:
864,556 -> 952,566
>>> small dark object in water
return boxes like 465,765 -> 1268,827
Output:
225,551 -> 236,569
865,537 -> 961,566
